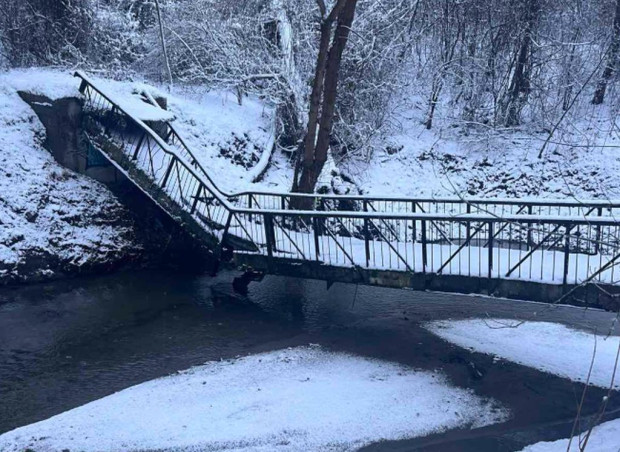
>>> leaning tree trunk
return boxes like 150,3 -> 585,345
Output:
593,0 -> 620,105
291,0 -> 358,209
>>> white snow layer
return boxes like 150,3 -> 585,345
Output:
0,346 -> 508,452
0,69 -> 136,278
426,319 -> 620,389
520,417 -> 620,451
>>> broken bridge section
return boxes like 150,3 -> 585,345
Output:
75,71 -> 620,308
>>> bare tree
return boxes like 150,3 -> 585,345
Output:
291,0 -> 358,208
592,0 -> 620,104
498,0 -> 540,126
154,0 -> 173,89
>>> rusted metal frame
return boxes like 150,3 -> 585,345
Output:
313,217 -> 322,260
173,157 -> 187,204
414,202 -> 453,244
366,217 -> 412,272
437,221 -> 487,274
506,223 -> 575,278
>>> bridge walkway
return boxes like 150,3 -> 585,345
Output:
74,72 -> 620,306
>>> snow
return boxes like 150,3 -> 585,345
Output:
76,70 -> 175,122
519,417 -> 620,451
0,346 -> 509,452
425,319 -> 620,388
349,90 -> 620,202
0,69 -> 137,282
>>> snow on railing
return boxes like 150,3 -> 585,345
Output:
75,71 -> 620,291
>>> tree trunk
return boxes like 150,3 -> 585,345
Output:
154,0 -> 173,90
291,0 -> 358,208
498,0 -> 539,126
593,0 -> 620,105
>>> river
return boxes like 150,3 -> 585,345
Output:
1,269 -> 618,451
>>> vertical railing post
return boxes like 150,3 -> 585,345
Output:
190,184 -> 203,214
264,214 -> 275,262
248,194 -> 253,221
527,205 -> 533,250
488,221 -> 494,279
595,207 -> 603,254
421,219 -> 428,273
313,216 -> 321,260
563,224 -> 571,287
466,203 -> 471,242
363,200 -> 370,267
412,202 -> 417,243
132,132 -> 146,160
160,156 -> 176,189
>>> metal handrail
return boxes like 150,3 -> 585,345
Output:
73,71 -> 620,216
76,72 -> 620,290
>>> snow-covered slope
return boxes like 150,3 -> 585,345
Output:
347,92 -> 620,200
0,70 -> 139,283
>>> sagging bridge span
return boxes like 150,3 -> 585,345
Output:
75,72 -> 620,307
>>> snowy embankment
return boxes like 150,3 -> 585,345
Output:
425,318 -> 620,388
0,68 -> 282,283
350,90 -> 620,200
0,346 -> 508,452
0,70 -> 139,284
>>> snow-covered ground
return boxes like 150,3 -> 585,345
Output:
0,69 -> 139,283
425,318 -> 620,388
520,417 -> 620,451
0,346 -> 508,452
347,91 -> 620,201
0,68 -> 286,283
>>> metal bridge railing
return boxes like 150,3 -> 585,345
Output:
75,71 -> 620,289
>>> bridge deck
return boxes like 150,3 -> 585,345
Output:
74,72 -> 620,307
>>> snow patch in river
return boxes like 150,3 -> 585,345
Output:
519,417 -> 620,451
0,346 -> 508,452
425,319 -> 620,388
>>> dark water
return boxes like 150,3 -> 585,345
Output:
1,269 -> 619,451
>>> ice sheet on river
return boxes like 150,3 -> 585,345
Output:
0,346 -> 508,451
